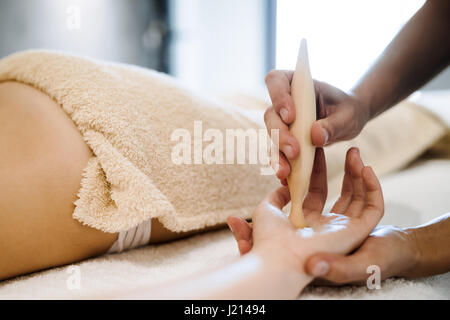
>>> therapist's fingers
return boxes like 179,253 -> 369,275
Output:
312,80 -> 366,147
264,106 -> 299,160
310,90 -> 330,147
264,186 -> 291,209
271,150 -> 291,182
314,80 -> 348,105
311,121 -> 330,148
305,252 -> 370,285
265,70 -> 295,124
227,216 -> 253,255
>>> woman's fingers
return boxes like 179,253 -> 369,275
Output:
227,216 -> 253,255
361,166 -> 384,226
303,148 -> 328,216
264,107 -> 299,160
345,148 -> 366,217
330,149 -> 355,213
331,148 -> 383,224
265,70 -> 295,124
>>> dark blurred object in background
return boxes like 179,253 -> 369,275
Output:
0,0 -> 170,72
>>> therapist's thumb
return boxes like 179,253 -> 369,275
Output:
305,253 -> 369,285
311,106 -> 361,147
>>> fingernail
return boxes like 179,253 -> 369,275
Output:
312,261 -> 329,276
280,108 -> 289,122
322,129 -> 329,145
284,145 -> 293,158
228,223 -> 234,233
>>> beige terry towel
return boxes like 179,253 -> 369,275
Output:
0,50 -> 279,233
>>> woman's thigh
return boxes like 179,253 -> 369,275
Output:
0,81 -> 117,280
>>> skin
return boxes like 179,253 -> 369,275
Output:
0,81 -> 221,281
112,147 -> 385,299
263,0 -> 450,284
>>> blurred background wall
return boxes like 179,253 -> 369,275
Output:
0,0 -> 169,71
275,0 -> 450,92
168,0 -> 273,93
0,0 -> 448,94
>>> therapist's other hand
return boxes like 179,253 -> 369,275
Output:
228,148 -> 384,271
304,225 -> 420,285
264,70 -> 370,184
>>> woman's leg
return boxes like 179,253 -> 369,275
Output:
0,81 -> 117,280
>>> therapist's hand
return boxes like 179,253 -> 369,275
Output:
304,225 -> 420,285
264,70 -> 370,184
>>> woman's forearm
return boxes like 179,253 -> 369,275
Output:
119,247 -> 312,300
404,213 -> 450,278
352,0 -> 450,119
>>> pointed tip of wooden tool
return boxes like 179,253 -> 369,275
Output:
300,38 -> 307,50
296,38 -> 310,70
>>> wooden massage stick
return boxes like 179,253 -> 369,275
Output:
287,39 -> 317,228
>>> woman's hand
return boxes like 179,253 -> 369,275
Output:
228,147 -> 384,273
304,225 -> 420,285
264,70 -> 370,184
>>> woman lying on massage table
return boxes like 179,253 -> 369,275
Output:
0,80 -> 385,299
